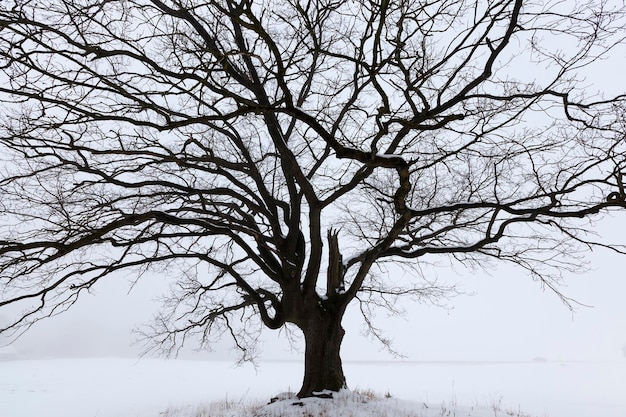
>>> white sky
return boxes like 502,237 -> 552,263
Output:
2,0 -> 626,365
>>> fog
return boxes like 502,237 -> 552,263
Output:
3,213 -> 625,364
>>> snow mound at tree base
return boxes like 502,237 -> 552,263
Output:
162,389 -> 535,417
251,389 -> 529,417
254,390 -> 421,417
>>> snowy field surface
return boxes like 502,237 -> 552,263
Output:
1,358 -> 625,417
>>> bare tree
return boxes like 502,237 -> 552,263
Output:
2,0 -> 626,397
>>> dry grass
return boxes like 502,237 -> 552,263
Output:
160,397 -> 266,417
159,389 -> 540,417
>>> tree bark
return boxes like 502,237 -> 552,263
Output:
297,310 -> 347,398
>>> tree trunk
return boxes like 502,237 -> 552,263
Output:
297,311 -> 347,398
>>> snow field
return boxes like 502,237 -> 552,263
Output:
1,358 -> 624,417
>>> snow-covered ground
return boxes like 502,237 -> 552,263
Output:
1,357 -> 624,417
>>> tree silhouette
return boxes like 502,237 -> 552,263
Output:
2,0 -> 626,397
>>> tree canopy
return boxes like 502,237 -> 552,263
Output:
2,0 -> 626,397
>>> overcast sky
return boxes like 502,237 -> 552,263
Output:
2,1 -> 626,365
